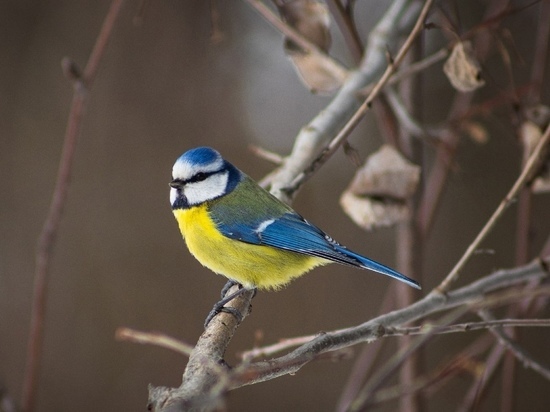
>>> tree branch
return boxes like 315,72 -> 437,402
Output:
21,2 -> 124,411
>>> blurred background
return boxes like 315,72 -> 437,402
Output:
1,1 -> 549,411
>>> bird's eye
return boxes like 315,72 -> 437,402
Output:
194,172 -> 207,182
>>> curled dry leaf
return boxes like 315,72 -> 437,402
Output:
520,110 -> 550,193
275,0 -> 348,94
340,145 -> 421,230
443,41 -> 485,92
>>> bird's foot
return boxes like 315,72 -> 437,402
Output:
204,283 -> 256,328
204,304 -> 244,329
220,279 -> 240,299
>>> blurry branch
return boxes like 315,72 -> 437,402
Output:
507,1 -> 550,402
417,0 -> 512,238
478,309 -> 550,381
325,0 -> 363,62
457,342 -> 507,412
21,2 -> 124,412
350,307 -> 469,411
379,48 -> 448,90
336,287 -> 396,412
385,86 -> 430,140
0,384 -> 16,412
248,144 -> 284,165
437,121 -> 550,293
116,327 -> 194,357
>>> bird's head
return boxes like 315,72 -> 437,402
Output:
170,147 -> 242,209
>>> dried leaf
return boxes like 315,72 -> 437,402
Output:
520,118 -> 550,193
443,41 -> 485,92
340,192 -> 410,230
275,0 -> 348,94
340,145 -> 421,229
277,0 -> 331,52
288,53 -> 348,94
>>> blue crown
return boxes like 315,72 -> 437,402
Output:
178,147 -> 221,166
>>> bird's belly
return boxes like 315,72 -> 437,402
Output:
173,206 -> 326,289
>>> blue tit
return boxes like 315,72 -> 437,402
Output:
169,147 -> 420,300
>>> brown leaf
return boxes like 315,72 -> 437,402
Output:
276,0 -> 331,52
520,117 -> 550,193
287,52 -> 348,94
443,41 -> 485,92
275,0 -> 348,94
340,145 -> 421,229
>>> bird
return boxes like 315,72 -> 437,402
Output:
169,147 -> 420,326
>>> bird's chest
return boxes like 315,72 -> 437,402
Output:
173,205 -> 227,260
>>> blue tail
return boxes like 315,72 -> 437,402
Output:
336,246 -> 421,290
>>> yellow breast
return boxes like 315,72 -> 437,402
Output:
173,205 -> 327,289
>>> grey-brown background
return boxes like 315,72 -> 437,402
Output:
1,1 -> 549,411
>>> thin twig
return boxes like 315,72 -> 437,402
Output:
458,342 -> 507,412
325,0 -> 363,63
384,48 -> 448,89
478,309 -> 550,381
21,2 -> 124,411
116,327 -> 194,357
437,122 -> 550,292
336,287 -> 397,412
391,318 -> 550,335
248,144 -> 284,165
240,317 -> 550,361
351,307 -> 469,411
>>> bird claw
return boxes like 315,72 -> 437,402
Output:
220,279 -> 240,299
204,281 -> 254,328
204,305 -> 243,328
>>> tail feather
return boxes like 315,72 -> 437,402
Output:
336,246 -> 421,290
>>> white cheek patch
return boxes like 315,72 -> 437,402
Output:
184,171 -> 229,205
172,156 -> 224,180
170,187 -> 178,206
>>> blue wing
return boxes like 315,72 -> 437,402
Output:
216,212 -> 420,289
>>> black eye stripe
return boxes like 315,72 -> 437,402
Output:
172,169 -> 223,187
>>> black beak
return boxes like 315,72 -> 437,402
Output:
169,179 -> 183,189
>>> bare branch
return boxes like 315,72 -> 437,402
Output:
116,327 -> 194,357
478,309 -> 550,381
228,258 -> 548,389
21,2 -> 125,411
